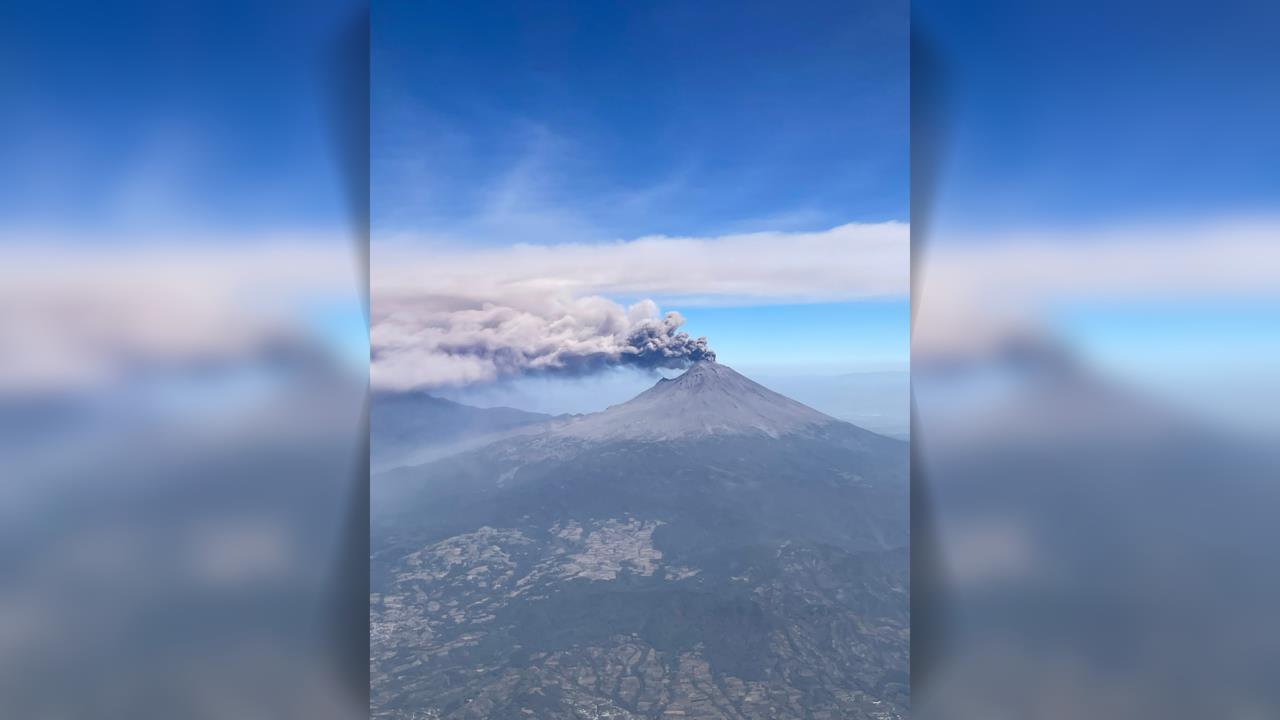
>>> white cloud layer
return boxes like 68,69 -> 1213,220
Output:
914,218 -> 1280,358
0,235 -> 359,393
375,222 -> 909,305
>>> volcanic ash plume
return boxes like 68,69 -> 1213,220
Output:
371,295 -> 713,391
625,308 -> 715,366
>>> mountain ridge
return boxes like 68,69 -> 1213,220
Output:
371,392 -> 557,472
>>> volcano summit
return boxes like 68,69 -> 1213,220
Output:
551,359 -> 838,441
372,362 -> 909,720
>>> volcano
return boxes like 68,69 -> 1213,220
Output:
551,358 -> 838,441
371,361 -> 909,720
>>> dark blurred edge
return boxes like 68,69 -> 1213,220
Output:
908,24 -> 949,695
325,4 -> 371,707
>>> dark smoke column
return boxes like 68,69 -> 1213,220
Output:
622,311 -> 715,369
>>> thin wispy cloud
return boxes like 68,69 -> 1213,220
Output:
376,120 -> 699,245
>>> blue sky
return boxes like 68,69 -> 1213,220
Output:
373,0 -> 907,238
373,0 -> 909,379
914,0 -> 1280,432
916,0 -> 1280,233
2,1 -> 369,405
373,0 -> 906,238
681,301 -> 909,373
1,1 -> 357,237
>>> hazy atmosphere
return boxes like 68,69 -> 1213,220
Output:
371,2 -> 910,718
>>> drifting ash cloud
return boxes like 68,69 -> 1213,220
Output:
371,296 -> 713,391
371,222 -> 907,391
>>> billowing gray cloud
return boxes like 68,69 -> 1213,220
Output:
371,295 -> 713,390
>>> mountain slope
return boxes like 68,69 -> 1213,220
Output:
551,359 -> 838,441
371,361 -> 909,720
370,392 -> 554,471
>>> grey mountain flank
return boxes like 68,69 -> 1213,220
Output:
371,393 -> 555,472
372,359 -> 909,720
552,360 -> 836,442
